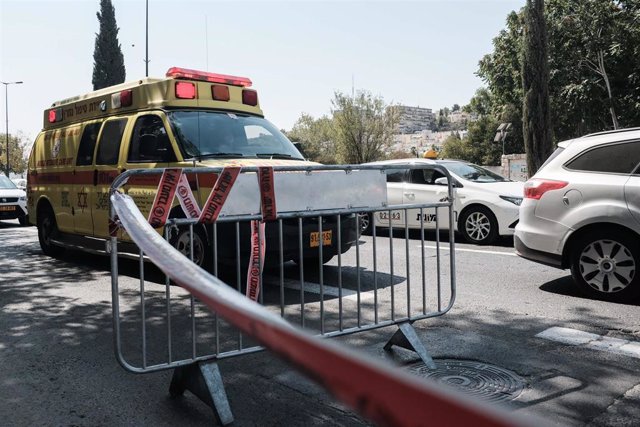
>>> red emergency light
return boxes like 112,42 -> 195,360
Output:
212,85 -> 230,101
175,81 -> 196,99
167,67 -> 253,87
48,108 -> 63,123
112,89 -> 133,108
242,89 -> 258,106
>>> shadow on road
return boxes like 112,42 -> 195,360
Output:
540,275 -> 640,306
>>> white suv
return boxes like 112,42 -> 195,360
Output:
515,128 -> 640,302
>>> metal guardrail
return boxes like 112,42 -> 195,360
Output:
109,164 -> 460,424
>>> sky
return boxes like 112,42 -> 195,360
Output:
1,0 -> 524,143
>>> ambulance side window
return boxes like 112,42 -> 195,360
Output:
76,123 -> 102,166
128,115 -> 177,163
95,119 -> 127,165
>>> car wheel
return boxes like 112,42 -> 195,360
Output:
458,206 -> 498,245
357,212 -> 372,236
169,225 -> 210,270
37,206 -> 65,256
19,214 -> 29,227
569,230 -> 640,302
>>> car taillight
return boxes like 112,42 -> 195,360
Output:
176,81 -> 196,99
524,179 -> 568,200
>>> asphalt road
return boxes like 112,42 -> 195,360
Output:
1,219 -> 639,426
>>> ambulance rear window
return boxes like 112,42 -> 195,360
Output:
76,123 -> 102,166
168,111 -> 303,160
96,119 -> 127,165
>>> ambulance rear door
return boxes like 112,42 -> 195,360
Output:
92,117 -> 128,238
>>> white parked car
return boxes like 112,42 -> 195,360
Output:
362,158 -> 524,245
0,175 -> 28,226
515,128 -> 640,302
11,178 -> 26,190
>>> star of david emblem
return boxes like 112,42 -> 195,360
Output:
77,191 -> 88,212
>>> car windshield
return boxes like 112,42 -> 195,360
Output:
440,161 -> 508,183
0,176 -> 18,189
168,111 -> 305,160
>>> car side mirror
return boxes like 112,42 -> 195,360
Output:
434,177 -> 450,186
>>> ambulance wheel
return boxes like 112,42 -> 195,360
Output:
358,212 -> 372,236
37,206 -> 65,257
169,225 -> 211,270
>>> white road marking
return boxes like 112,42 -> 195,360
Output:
263,276 -> 375,302
536,327 -> 640,359
418,244 -> 517,257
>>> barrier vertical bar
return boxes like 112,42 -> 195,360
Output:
213,223 -> 219,355
389,211 -> 395,321
318,216 -> 324,335
298,217 -> 305,328
372,215 -> 378,324
436,207 -> 442,312
190,223 -> 196,358
337,214 -> 343,332
164,226 -> 172,363
279,219 -> 284,318
355,213 -> 361,328
140,247 -> 147,369
236,222 -> 243,350
404,208 -> 411,318
420,207 -> 426,315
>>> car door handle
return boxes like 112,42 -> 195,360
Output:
404,192 -> 415,199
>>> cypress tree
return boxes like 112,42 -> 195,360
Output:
92,0 -> 126,90
521,0 -> 552,176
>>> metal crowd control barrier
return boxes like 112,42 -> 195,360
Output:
109,164 -> 459,425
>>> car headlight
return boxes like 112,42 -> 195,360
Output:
499,195 -> 522,206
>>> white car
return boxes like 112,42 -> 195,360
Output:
0,175 -> 28,226
515,128 -> 640,302
362,158 -> 524,245
11,178 -> 26,190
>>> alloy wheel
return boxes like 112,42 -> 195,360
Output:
465,211 -> 491,242
174,231 -> 206,267
579,239 -> 636,293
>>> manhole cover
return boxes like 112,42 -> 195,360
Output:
406,359 -> 526,403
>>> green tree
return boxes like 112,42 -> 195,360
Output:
92,0 -> 126,90
521,0 -> 553,174
478,0 -> 640,145
285,113 -> 337,164
1,132 -> 30,175
331,91 -> 399,164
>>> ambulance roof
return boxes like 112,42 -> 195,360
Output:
43,67 -> 263,130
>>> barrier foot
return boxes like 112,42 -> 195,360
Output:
169,361 -> 234,425
383,323 -> 437,370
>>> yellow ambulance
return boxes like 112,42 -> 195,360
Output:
28,67 -> 357,268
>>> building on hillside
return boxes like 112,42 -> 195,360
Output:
391,105 -> 436,134
389,130 -> 469,156
448,110 -> 478,125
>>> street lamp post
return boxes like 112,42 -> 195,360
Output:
2,81 -> 23,177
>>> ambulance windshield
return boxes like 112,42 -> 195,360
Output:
168,111 -> 304,160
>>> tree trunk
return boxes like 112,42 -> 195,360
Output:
521,0 -> 553,177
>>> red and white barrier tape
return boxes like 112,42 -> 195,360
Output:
112,190 -> 535,427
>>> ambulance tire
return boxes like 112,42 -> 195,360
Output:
37,205 -> 66,257
169,225 -> 211,271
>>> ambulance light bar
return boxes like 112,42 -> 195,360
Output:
48,108 -> 63,123
166,67 -> 253,87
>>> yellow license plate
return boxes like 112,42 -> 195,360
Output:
310,230 -> 332,247
0,206 -> 16,211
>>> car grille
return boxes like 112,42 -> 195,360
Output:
0,197 -> 18,203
